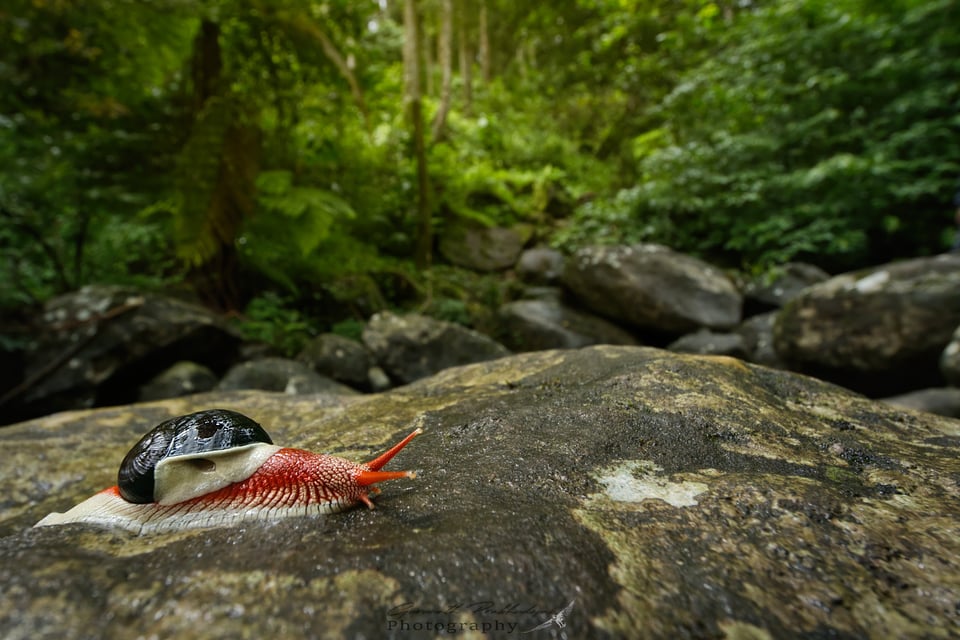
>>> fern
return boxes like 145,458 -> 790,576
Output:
256,170 -> 354,256
238,170 -> 356,292
173,96 -> 259,267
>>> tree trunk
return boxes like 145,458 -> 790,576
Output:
457,0 -> 473,114
181,22 -> 260,311
404,0 -> 432,270
431,0 -> 453,141
424,20 -> 435,97
478,0 -> 490,84
191,19 -> 222,112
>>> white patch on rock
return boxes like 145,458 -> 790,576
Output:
595,460 -> 709,508
851,270 -> 889,293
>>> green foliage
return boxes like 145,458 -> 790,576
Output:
238,169 -> 356,292
417,265 -> 516,330
553,187 -> 673,251
0,0 -> 194,307
430,143 -> 568,228
235,292 -> 315,356
330,318 -> 366,342
591,0 -> 960,270
3,0 -> 959,327
171,95 -> 262,270
256,170 -> 355,248
426,297 -> 472,326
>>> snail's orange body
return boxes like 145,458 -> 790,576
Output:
35,410 -> 420,534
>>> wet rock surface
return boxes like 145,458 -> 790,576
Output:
297,333 -> 375,389
217,357 -> 357,395
882,387 -> 960,418
774,253 -> 960,395
666,328 -> 747,359
8,285 -> 241,423
516,247 -> 566,285
497,298 -> 638,351
362,311 -> 511,385
563,244 -> 742,333
743,261 -> 830,313
438,223 -> 529,272
941,325 -> 960,387
2,346 -> 958,639
737,311 -> 785,369
138,360 -> 218,401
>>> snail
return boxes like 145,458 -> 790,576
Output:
34,409 -> 420,534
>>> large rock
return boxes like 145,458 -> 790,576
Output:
438,223 -> 529,272
363,311 -> 510,384
2,347 -> 958,638
737,311 -> 786,369
8,285 -> 240,423
774,254 -> 960,395
515,247 -> 565,285
497,298 -> 638,351
667,329 -> 747,359
217,357 -> 357,395
940,325 -> 960,386
743,261 -> 830,312
296,333 -> 375,389
137,361 -> 218,402
882,387 -> 960,418
563,244 -> 742,334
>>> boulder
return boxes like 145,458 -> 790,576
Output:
297,333 -> 374,389
667,329 -> 747,359
563,244 -> 742,334
517,285 -> 564,302
2,347 -> 958,638
515,247 -> 565,285
743,262 -> 830,312
940,325 -> 960,386
138,361 -> 217,402
8,285 -> 240,423
881,387 -> 960,418
0,340 -> 27,424
737,311 -> 786,369
774,254 -> 960,395
497,298 -> 638,351
366,366 -> 392,393
217,357 -> 357,395
438,223 -> 529,272
362,311 -> 510,385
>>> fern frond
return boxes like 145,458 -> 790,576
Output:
253,170 -> 355,256
174,96 -> 260,267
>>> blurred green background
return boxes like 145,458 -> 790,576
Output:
1,0 -> 958,351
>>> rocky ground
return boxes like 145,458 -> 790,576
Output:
5,246 -> 960,428
2,346 -> 958,638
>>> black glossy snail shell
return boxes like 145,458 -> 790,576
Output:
117,409 -> 274,504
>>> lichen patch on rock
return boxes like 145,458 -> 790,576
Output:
592,460 -> 710,508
